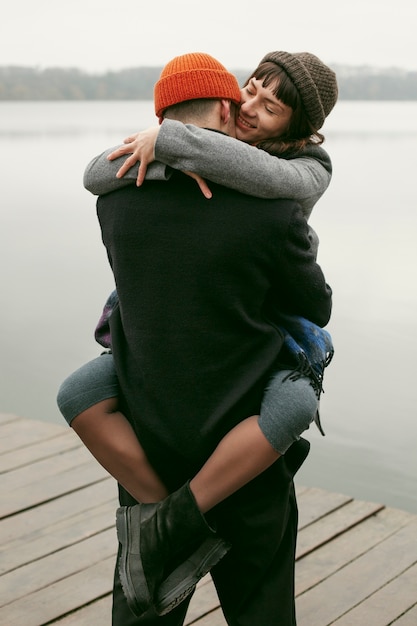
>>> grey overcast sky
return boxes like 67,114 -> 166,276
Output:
1,0 -> 416,72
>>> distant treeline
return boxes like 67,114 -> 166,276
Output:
1,65 -> 416,100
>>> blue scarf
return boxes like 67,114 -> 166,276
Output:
275,312 -> 334,435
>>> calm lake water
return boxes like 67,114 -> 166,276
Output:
1,100 -> 417,513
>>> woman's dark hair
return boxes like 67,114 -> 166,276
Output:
244,62 -> 325,156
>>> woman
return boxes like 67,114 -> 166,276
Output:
85,52 -> 336,250
58,50 -> 337,613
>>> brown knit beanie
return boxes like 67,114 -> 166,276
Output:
260,51 -> 338,129
154,52 -> 241,118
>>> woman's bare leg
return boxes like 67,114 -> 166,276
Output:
71,398 -> 169,503
190,414 -> 280,514
72,403 -> 278,512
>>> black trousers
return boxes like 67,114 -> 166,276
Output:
112,438 -> 309,626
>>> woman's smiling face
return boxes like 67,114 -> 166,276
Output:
235,77 -> 293,145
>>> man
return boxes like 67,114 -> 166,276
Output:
96,52 -> 332,625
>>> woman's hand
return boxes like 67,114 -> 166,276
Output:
106,125 -> 212,198
183,171 -> 212,199
107,126 -> 160,186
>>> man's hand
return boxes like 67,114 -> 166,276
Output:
107,126 -> 160,186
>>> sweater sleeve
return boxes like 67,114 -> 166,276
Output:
83,147 -> 172,195
155,119 -> 332,219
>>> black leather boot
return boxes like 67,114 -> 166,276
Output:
116,481 -> 230,617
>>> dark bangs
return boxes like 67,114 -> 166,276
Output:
250,62 -> 301,111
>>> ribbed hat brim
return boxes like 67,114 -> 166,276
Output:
154,53 -> 241,117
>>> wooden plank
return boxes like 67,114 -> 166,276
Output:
184,513 -> 417,624
0,413 -> 23,425
0,461 -> 110,519
1,499 -> 117,574
0,556 -> 115,626
188,607 -> 227,626
53,596 -> 112,626
188,511 -> 417,625
0,478 -> 116,545
0,528 -> 117,607
295,484 -> 309,497
0,419 -> 65,454
1,417 -> 416,626
392,603 -> 417,625
184,489 -> 362,624
185,577 -> 220,624
296,519 -> 417,625
331,562 -> 417,625
295,506 -> 413,596
0,429 -> 80,474
297,487 -> 352,529
296,498 -> 384,558
2,445 -> 99,490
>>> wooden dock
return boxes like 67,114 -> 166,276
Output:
1,412 -> 416,625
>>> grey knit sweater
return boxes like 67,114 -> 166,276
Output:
84,119 -> 332,220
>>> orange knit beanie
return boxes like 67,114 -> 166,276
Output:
154,52 -> 241,117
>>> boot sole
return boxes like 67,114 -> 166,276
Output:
117,506 -> 231,618
155,536 -> 231,616
116,507 -> 152,618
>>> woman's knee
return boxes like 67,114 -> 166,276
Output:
56,354 -> 119,426
259,370 -> 318,454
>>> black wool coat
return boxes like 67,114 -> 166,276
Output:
98,172 -> 332,485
